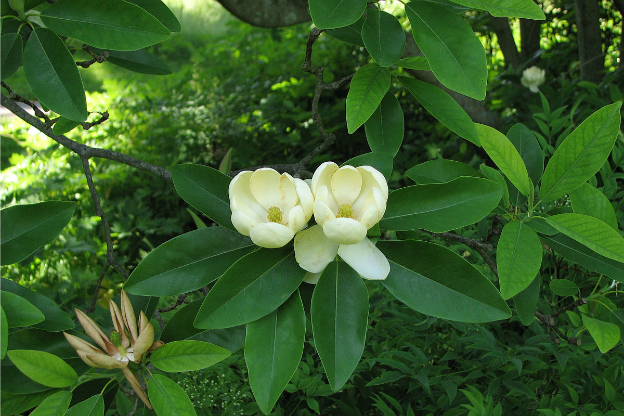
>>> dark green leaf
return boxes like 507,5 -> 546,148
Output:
29,391 -> 72,416
450,0 -> 545,19
22,28 -> 87,122
569,183 -> 618,230
311,261 -> 369,391
343,152 -> 393,180
148,374 -> 195,416
513,275 -> 540,325
0,307 -> 7,359
93,47 -> 171,75
507,123 -> 543,185
52,117 -> 81,135
308,0 -> 366,29
497,221 -> 542,299
0,390 -> 59,415
346,63 -> 391,133
548,279 -> 579,297
526,217 -> 558,236
150,340 -> 231,372
406,159 -> 481,184
1,291 -> 45,328
582,315 -> 620,353
65,395 -> 104,416
125,0 -> 180,32
361,10 -> 405,67
396,57 -> 430,71
325,16 -> 365,46
480,165 -> 509,210
379,241 -> 511,322
8,350 -> 77,388
365,93 -> 404,155
1,33 -> 23,80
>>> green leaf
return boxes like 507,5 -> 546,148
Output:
548,279 -> 579,297
480,165 -> 509,209
1,33 -> 23,80
311,261 -> 369,391
308,0 -> 366,29
52,117 -> 81,135
399,77 -> 480,145
29,391 -> 72,416
513,276 -> 540,325
450,0 -> 545,19
507,123 -> 543,185
477,123 -> 531,196
582,315 -> 621,353
379,241 -> 511,322
405,1 -> 487,100
125,228 -> 255,296
545,214 -> 624,263
325,16 -> 365,46
194,247 -> 306,330
22,28 -> 87,122
65,395 -> 104,416
1,307 -> 7,359
346,63 -> 391,133
365,93 -> 404,155
361,10 -> 405,67
171,164 -> 234,230
124,0 -> 180,32
0,390 -> 59,415
406,159 -> 481,184
1,201 -> 76,266
380,177 -> 502,232
497,221 -> 543,299
343,152 -> 393,180
1,291 -> 45,328
8,350 -> 77,388
150,340 -> 231,372
41,0 -> 170,51
93,48 -> 171,75
397,57 -> 430,71
148,374 -> 196,416
540,102 -> 622,202
540,234 -> 624,283
569,183 -> 618,230
246,291 -> 305,414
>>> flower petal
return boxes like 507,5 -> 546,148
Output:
322,218 -> 367,245
288,205 -> 307,234
76,350 -> 103,368
133,322 -> 154,363
311,161 -> 338,196
109,300 -> 130,348
294,178 -> 314,220
359,204 -> 380,229
121,291 -> 138,343
303,271 -> 322,284
64,332 -> 103,355
294,225 -> 339,273
279,173 -> 299,214
85,352 -> 127,369
123,368 -> 153,410
249,222 -> 295,248
75,309 -> 114,354
231,209 -> 257,236
357,166 -> 388,199
230,171 -> 267,219
338,238 -> 390,280
250,168 -> 282,210
331,165 -> 362,205
315,185 -> 338,214
313,199 -> 336,226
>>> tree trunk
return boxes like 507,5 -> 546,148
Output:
574,0 -> 604,83
489,17 -> 522,69
520,19 -> 541,60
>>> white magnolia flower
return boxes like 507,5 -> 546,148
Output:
229,168 -> 313,248
311,162 -> 388,245
294,225 -> 390,282
521,66 -> 545,93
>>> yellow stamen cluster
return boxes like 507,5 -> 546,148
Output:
337,203 -> 355,219
267,206 -> 283,223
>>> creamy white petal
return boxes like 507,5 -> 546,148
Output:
331,165 -> 362,206
294,225 -> 339,273
322,218 -> 367,245
250,168 -> 282,210
232,196 -> 264,224
313,200 -> 336,226
279,173 -> 299,215
229,171 -> 253,204
294,178 -> 314,220
288,205 -> 307,233
357,166 -> 388,199
311,162 -> 338,196
316,185 -> 338,214
303,272 -> 322,284
338,238 -> 390,280
371,187 -> 387,219
359,204 -> 380,229
250,222 -> 295,248
231,210 -> 257,236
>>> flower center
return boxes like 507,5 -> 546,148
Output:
110,330 -> 127,356
267,206 -> 283,223
337,203 -> 355,219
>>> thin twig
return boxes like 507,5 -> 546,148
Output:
156,294 -> 189,313
2,82 -> 51,124
535,298 -> 587,346
431,232 -> 493,251
76,45 -> 109,68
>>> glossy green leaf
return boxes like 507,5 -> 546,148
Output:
1,201 -> 76,266
477,123 -> 531,196
194,247 -> 306,330
325,16 -> 365,46
582,315 -> 621,353
1,33 -> 23,80
365,93 -> 404,155
1,307 -> 7,359
41,0 -> 170,51
380,177 -> 502,232
406,159 -> 481,184
399,77 -> 480,145
540,234 -> 624,283
151,340 -> 231,372
507,123 -> 543,185
569,183 -> 618,230
8,350 -> 77,388
52,117 -> 81,135
0,390 -> 59,415
148,374 -> 196,416
540,102 -> 622,202
480,165 -> 509,210
548,279 -> 579,297
65,395 -> 104,416
379,241 -> 511,322
497,221 -> 543,299
513,276 -> 540,326
171,164 -> 234,230
29,391 -> 72,416
308,0 -> 366,29
343,152 -> 393,180
361,10 -> 405,67
450,0 -> 545,19
346,63 -> 391,133
311,261 -> 369,391
93,48 -> 171,75
1,291 -> 45,328
1,278 -> 74,332
405,1 -> 487,100
397,57 -> 430,71
22,28 -> 87,122
246,291 -> 305,414
125,227 -> 255,296
527,217 -> 558,236
545,214 -> 624,263
125,0 -> 180,32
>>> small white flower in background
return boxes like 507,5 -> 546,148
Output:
311,162 -> 388,245
229,168 -> 313,248
521,66 -> 546,93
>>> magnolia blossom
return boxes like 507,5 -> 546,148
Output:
229,168 -> 313,248
294,224 -> 390,282
64,291 -> 162,409
311,162 -> 388,245
521,66 -> 545,93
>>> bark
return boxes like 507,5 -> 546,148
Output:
489,17 -> 522,69
614,0 -> 624,69
214,0 -> 311,27
520,18 -> 542,60
574,0 -> 604,83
